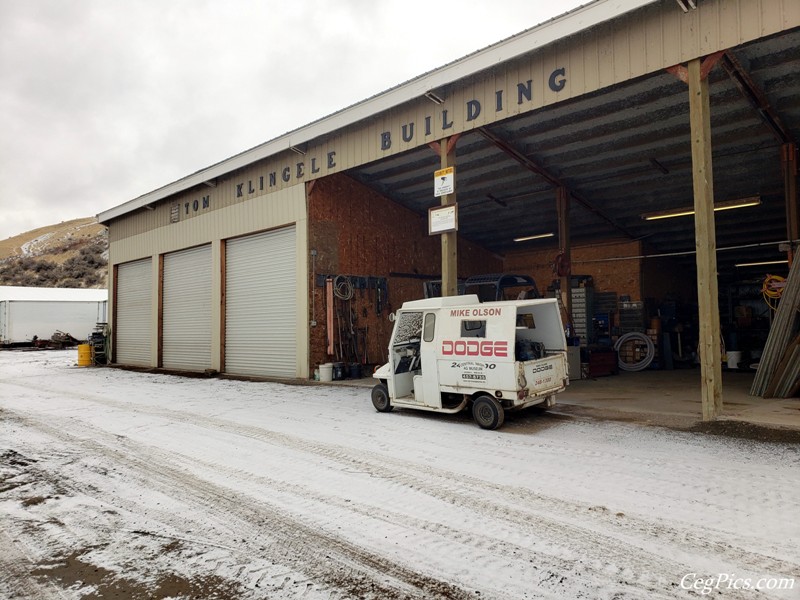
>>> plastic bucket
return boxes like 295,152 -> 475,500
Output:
333,362 -> 345,380
319,363 -> 333,382
77,344 -> 92,367
727,350 -> 742,370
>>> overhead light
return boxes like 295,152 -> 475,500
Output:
424,91 -> 445,105
641,196 -> 761,221
513,232 -> 555,242
734,259 -> 789,268
675,0 -> 697,12
289,144 -> 307,156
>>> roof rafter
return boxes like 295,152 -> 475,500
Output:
476,126 -> 638,240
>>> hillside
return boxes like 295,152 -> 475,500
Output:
0,218 -> 108,288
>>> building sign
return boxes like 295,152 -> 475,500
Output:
169,69 -> 567,225
434,166 -> 455,197
429,204 -> 458,235
379,68 -> 566,152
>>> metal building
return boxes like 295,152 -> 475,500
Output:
0,286 -> 108,345
98,0 -> 800,415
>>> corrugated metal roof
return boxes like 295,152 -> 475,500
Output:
348,27 -> 800,280
0,286 -> 108,303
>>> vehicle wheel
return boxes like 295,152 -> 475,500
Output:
371,383 -> 393,412
472,395 -> 504,430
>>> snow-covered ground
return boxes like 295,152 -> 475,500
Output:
1,350 -> 798,599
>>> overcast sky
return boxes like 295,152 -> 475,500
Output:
0,0 -> 588,241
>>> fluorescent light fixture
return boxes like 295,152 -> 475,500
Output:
424,91 -> 445,105
734,259 -> 789,268
513,232 -> 555,242
641,196 -> 761,221
289,144 -> 307,155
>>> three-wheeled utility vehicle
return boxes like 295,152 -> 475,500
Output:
371,295 -> 568,430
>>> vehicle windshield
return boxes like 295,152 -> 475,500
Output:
393,312 -> 423,345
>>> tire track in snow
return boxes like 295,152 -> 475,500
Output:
4,378 -> 798,598
42,381 -> 798,584
3,410 -> 475,600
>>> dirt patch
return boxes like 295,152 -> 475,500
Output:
32,549 -> 244,600
688,420 -> 800,444
21,495 -> 47,507
1,449 -> 36,468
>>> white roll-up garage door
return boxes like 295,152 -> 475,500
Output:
163,244 -> 212,371
116,258 -> 152,366
225,226 -> 296,377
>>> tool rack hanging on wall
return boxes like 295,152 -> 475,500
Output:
315,274 -> 388,365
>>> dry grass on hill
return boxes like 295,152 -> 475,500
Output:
0,217 -> 108,288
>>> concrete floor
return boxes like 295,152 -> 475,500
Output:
336,367 -> 800,432
558,369 -> 800,431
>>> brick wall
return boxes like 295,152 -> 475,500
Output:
308,177 -> 691,371
503,239 -> 694,325
503,240 -> 645,299
307,173 -> 501,374
641,256 -> 697,306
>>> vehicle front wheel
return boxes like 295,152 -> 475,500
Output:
472,395 -> 504,430
371,383 -> 393,412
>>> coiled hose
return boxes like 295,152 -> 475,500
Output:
614,332 -> 655,372
762,274 -> 785,312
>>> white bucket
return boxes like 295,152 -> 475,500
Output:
319,363 -> 333,382
727,350 -> 742,370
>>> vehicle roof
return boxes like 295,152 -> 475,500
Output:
463,273 -> 536,287
399,295 -> 558,311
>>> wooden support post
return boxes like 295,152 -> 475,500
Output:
783,143 -> 798,264
440,136 -> 458,297
557,187 -> 572,321
688,58 -> 723,421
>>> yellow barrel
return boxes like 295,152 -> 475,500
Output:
77,344 -> 92,367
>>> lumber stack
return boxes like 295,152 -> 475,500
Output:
750,256 -> 800,397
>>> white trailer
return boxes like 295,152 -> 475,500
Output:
0,286 -> 108,345
372,295 -> 568,430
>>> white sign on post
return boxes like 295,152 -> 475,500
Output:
434,166 -> 455,197
429,204 -> 458,235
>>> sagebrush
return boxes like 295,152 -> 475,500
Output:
0,239 -> 108,288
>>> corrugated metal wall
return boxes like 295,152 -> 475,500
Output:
116,258 -> 153,366
107,185 -> 309,377
224,226 -> 297,377
162,244 -> 212,371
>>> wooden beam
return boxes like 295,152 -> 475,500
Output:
784,143 -> 798,264
157,254 -> 164,368
721,51 -> 794,145
688,57 -> 723,421
219,240 -> 227,372
111,263 -> 118,363
440,136 -> 458,297
666,51 -> 724,84
557,186 -> 572,322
